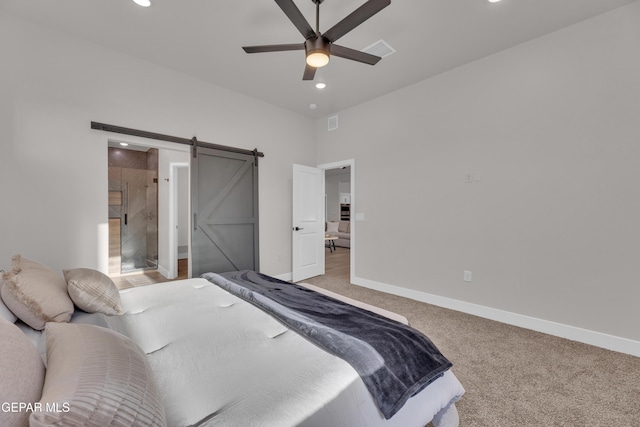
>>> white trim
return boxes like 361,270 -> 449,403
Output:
274,272 -> 293,282
317,159 -> 356,284
157,264 -> 171,279
352,275 -> 640,358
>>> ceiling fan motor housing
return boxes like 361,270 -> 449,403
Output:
305,37 -> 331,57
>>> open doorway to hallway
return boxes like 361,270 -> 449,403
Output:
323,164 -> 352,282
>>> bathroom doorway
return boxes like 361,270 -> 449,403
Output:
108,145 -> 159,275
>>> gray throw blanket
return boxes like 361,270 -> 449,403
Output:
202,270 -> 452,419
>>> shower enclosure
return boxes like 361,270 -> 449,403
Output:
108,147 -> 158,275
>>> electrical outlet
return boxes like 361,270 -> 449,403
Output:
464,270 -> 472,282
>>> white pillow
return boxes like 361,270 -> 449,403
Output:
327,221 -> 339,233
0,278 -> 18,323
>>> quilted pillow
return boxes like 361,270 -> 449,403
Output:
30,323 -> 167,427
1,255 -> 74,330
0,317 -> 45,427
63,268 -> 122,315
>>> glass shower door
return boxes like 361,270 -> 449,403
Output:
120,168 -> 158,272
108,147 -> 158,275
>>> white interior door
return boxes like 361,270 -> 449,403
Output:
292,164 -> 325,282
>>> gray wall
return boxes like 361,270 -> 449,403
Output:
316,3 -> 640,343
0,11 -> 316,278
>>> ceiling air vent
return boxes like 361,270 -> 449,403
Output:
328,115 -> 339,131
362,39 -> 396,59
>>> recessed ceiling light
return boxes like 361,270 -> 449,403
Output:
120,142 -> 129,146
488,0 -> 502,3
315,83 -> 327,89
309,104 -> 318,110
133,0 -> 151,7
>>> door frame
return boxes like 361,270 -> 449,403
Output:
317,159 -> 355,283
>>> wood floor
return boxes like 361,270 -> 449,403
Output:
112,258 -> 188,290
324,246 -> 350,281
111,247 -> 349,290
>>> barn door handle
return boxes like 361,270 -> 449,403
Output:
293,227 -> 304,231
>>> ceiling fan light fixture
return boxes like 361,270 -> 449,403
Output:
306,52 -> 330,67
305,38 -> 330,68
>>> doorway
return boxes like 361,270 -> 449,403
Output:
98,123 -> 263,285
108,146 -> 159,275
292,159 -> 355,283
323,164 -> 352,282
166,162 -> 190,279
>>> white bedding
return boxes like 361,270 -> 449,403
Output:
79,278 -> 464,427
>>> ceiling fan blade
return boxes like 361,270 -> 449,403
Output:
275,0 -> 316,40
243,43 -> 305,53
303,64 -> 317,80
331,44 -> 381,65
322,0 -> 391,43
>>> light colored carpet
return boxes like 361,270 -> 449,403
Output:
303,273 -> 640,426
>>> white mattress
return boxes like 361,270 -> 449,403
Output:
99,278 -> 464,427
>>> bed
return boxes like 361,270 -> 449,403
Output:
1,255 -> 464,427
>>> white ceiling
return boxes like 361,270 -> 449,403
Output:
1,0 -> 636,118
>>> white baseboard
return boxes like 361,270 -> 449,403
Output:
352,276 -> 640,358
156,265 -> 174,280
273,272 -> 293,282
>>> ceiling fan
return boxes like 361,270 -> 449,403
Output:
243,0 -> 391,80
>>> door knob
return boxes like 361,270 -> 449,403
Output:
293,227 -> 304,231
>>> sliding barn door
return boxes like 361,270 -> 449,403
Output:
191,147 -> 259,277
